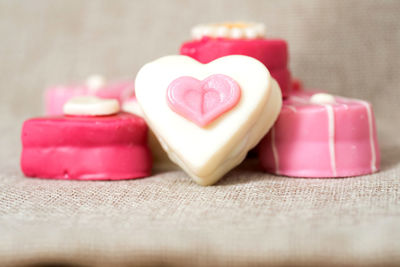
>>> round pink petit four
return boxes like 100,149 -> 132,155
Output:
44,75 -> 134,115
21,97 -> 152,180
259,91 -> 380,177
180,22 -> 292,97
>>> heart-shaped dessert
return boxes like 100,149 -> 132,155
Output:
135,55 -> 282,185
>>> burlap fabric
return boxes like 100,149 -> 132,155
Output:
1,1 -> 399,266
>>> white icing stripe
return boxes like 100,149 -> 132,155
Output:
325,105 -> 337,176
271,127 -> 280,174
359,101 -> 377,172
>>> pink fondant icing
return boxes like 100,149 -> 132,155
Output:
45,81 -> 134,115
259,91 -> 380,177
180,37 -> 291,97
167,74 -> 241,127
21,113 -> 152,180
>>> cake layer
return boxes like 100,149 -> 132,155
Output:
180,37 -> 288,70
259,91 -> 380,177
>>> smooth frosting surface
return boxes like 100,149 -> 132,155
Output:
135,55 -> 282,185
21,113 -> 152,180
259,91 -> 380,177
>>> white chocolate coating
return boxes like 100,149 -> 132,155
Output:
191,22 -> 266,40
63,96 -> 120,116
135,55 -> 282,185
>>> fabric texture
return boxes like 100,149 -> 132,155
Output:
1,0 -> 400,266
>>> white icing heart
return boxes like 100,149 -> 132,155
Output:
135,55 -> 282,185
63,96 -> 120,116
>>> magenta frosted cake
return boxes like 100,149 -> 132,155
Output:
22,97 -> 152,180
180,22 -> 292,97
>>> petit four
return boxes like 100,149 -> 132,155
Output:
135,55 -> 282,185
259,91 -> 380,177
21,97 -> 152,180
180,22 -> 292,97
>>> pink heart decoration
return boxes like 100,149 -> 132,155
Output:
167,74 -> 241,127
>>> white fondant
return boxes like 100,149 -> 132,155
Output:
310,93 -> 336,104
63,96 -> 119,116
135,55 -> 282,185
86,74 -> 106,91
325,104 -> 337,176
359,101 -> 377,172
191,22 -> 266,40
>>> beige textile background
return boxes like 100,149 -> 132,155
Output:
0,0 -> 400,266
